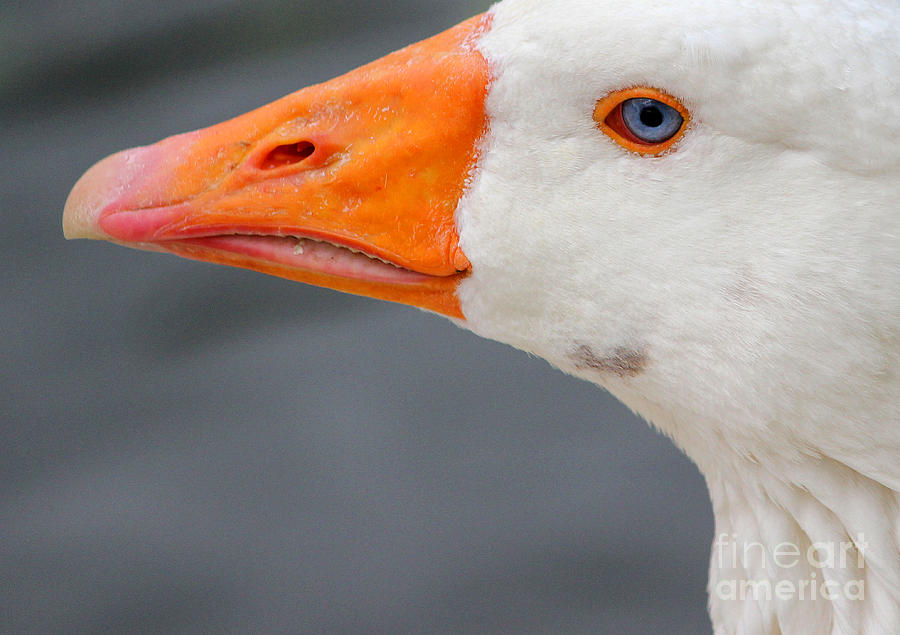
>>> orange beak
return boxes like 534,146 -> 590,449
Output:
63,15 -> 491,319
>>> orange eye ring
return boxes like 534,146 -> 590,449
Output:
594,87 -> 690,156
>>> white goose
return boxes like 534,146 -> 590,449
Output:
63,1 -> 899,633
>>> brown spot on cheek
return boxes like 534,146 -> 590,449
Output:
571,344 -> 648,378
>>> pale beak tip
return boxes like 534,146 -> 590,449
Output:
63,148 -> 141,241
64,153 -> 120,240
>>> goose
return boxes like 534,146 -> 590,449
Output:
62,1 -> 899,633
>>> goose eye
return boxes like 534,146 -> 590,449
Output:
621,98 -> 683,143
593,88 -> 690,156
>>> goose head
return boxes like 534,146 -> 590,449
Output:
63,1 -> 900,632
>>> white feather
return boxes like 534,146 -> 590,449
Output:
455,1 -> 900,632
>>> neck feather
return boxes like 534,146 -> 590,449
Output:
706,447 -> 900,634
604,380 -> 900,634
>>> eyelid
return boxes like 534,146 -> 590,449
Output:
594,87 -> 690,156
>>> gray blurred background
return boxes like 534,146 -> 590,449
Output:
1,2 -> 713,632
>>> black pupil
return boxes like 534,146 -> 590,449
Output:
640,105 -> 664,128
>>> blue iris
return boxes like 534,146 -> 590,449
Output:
621,98 -> 684,143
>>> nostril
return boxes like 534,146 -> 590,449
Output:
260,141 -> 316,170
